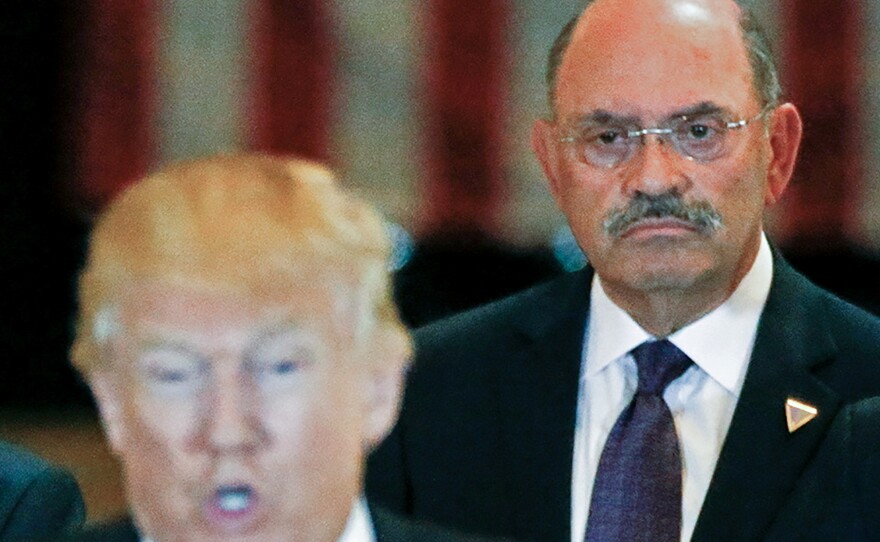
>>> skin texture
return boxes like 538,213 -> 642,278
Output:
91,282 -> 404,542
532,0 -> 802,336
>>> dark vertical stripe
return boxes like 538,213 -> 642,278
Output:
63,0 -> 157,216
780,0 -> 863,249
418,1 -> 509,237
249,0 -> 334,162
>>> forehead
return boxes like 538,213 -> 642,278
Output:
113,281 -> 352,351
556,0 -> 755,118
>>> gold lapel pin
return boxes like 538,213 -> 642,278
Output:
785,398 -> 818,433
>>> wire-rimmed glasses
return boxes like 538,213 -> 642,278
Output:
558,105 -> 775,169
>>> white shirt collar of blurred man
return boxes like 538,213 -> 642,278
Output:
140,497 -> 375,542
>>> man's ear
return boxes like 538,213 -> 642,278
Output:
362,330 -> 409,451
532,118 -> 566,205
90,371 -> 127,455
764,103 -> 803,205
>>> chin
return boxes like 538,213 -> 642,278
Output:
612,255 -> 714,294
148,527 -> 286,542
627,270 -> 706,292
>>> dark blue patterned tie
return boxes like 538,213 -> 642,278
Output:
584,339 -> 693,542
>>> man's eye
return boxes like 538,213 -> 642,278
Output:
680,117 -> 724,140
252,357 -> 309,391
145,363 -> 202,386
150,367 -> 195,383
253,356 -> 310,379
688,123 -> 712,139
140,359 -> 205,396
139,348 -> 204,392
249,329 -> 321,389
268,360 -> 300,375
594,129 -> 627,145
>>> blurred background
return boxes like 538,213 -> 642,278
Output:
1,0 -> 878,522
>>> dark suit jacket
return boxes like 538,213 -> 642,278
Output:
63,506 -> 512,541
764,396 -> 880,542
0,441 -> 85,541
366,256 -> 880,542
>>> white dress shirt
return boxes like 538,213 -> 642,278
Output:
571,235 -> 774,542
338,497 -> 377,542
141,496 -> 375,542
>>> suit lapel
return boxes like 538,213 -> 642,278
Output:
495,269 -> 592,542
692,257 -> 842,541
77,515 -> 140,542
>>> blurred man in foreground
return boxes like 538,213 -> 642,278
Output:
67,154 -> 500,542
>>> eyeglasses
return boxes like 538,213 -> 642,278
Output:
558,105 -> 775,169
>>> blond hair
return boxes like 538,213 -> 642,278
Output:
71,153 -> 410,373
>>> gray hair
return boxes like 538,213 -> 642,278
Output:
545,0 -> 782,114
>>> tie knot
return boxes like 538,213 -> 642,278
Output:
631,339 -> 693,395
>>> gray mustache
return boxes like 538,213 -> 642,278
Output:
603,191 -> 723,238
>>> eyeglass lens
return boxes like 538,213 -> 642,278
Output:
572,113 -> 743,168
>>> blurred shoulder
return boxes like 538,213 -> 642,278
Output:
372,506 -> 514,542
58,516 -> 139,542
0,440 -> 57,479
0,440 -> 86,539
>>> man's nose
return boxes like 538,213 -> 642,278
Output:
620,135 -> 692,197
205,373 -> 263,453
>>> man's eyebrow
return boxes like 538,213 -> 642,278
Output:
245,318 -> 310,354
664,102 -> 729,121
136,336 -> 196,355
252,318 -> 304,341
569,109 -> 641,127
566,103 -> 734,127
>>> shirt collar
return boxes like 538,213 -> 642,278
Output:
585,275 -> 652,377
338,497 -> 376,542
141,497 -> 376,542
586,233 -> 774,396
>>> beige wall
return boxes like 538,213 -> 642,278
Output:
861,0 -> 880,250
156,0 -> 251,163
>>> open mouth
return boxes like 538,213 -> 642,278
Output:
217,486 -> 252,512
204,484 -> 260,530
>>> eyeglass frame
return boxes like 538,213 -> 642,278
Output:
556,103 -> 777,169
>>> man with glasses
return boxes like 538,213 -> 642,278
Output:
367,0 -> 880,541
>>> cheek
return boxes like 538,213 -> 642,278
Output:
132,392 -> 200,441
557,172 -> 622,247
115,396 -> 205,530
558,169 -> 609,215
712,167 -> 768,228
263,375 -> 367,464
260,381 -> 366,513
119,393 -> 203,484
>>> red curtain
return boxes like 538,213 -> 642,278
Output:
63,0 -> 157,217
779,0 -> 863,250
417,1 -> 510,238
249,0 -> 335,162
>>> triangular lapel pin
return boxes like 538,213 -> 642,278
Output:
785,398 -> 818,433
